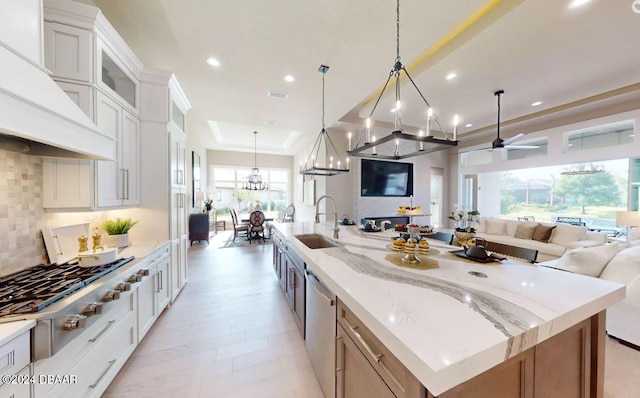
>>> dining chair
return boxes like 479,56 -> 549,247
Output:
231,209 -> 248,242
284,205 -> 295,222
429,232 -> 454,245
484,241 -> 538,263
248,210 -> 266,244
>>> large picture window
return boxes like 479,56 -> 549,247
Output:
211,166 -> 289,220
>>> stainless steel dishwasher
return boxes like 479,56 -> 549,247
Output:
305,269 -> 337,398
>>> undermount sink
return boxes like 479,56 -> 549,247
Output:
295,234 -> 339,249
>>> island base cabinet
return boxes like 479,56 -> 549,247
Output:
432,316 -> 597,398
433,350 -> 534,398
337,323 -> 396,398
337,300 -> 425,398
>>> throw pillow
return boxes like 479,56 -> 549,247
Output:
485,219 -> 507,235
600,246 -> 640,285
514,224 -> 536,240
532,224 -> 557,243
554,244 -> 621,277
550,223 -> 588,245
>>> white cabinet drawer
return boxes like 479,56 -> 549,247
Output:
0,333 -> 29,390
0,365 -> 30,398
34,288 -> 136,396
62,311 -> 137,398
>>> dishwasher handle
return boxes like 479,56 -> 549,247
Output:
306,270 -> 335,306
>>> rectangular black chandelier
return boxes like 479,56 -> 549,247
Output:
346,130 -> 457,160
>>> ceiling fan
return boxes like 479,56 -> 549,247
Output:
489,90 -> 539,150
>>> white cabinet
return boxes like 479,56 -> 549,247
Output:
0,366 -> 30,398
137,244 -> 170,342
34,284 -> 137,398
96,91 -> 140,208
43,21 -> 92,82
42,4 -> 142,211
170,235 -> 188,302
139,70 -> 190,303
170,130 -> 187,189
0,331 -> 30,398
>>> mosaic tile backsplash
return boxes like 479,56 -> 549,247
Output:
0,149 -> 48,274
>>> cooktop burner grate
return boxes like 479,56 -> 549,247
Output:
0,256 -> 134,316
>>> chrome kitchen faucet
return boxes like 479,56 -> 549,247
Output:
315,195 -> 339,239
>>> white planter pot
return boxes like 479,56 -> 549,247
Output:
105,233 -> 130,248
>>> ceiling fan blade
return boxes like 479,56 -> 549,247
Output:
502,133 -> 525,146
505,144 -> 539,149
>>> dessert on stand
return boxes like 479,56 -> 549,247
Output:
394,197 -> 434,263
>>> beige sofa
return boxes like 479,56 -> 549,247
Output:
475,217 -> 607,262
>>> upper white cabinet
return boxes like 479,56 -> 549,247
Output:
95,91 -> 140,207
43,22 -> 92,82
42,0 -> 143,210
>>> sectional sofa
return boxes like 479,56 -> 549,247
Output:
539,243 -> 640,348
475,217 -> 607,262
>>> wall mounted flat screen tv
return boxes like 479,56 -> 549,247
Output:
360,159 -> 413,197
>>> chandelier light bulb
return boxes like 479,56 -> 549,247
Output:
427,108 -> 433,118
396,100 -> 402,111
418,130 -> 424,151
366,118 -> 372,129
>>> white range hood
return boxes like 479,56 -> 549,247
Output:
0,42 -> 116,160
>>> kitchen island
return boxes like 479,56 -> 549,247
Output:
272,222 -> 625,397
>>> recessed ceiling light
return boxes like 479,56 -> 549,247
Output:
446,72 -> 457,80
568,0 -> 591,9
284,75 -> 295,82
465,124 -> 473,128
531,101 -> 543,107
206,57 -> 220,67
264,121 -> 277,127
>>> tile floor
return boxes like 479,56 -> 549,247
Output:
104,243 -> 640,398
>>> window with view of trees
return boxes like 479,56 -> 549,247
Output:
498,159 -> 629,227
211,166 -> 289,219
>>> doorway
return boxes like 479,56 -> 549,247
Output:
462,174 -> 478,211
430,168 -> 444,227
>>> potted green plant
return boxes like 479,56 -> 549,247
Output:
101,217 -> 138,248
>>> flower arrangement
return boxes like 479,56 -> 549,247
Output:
448,208 -> 480,233
203,198 -> 213,212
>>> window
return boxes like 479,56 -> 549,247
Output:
460,150 -> 492,167
498,159 -> 629,231
565,121 -> 634,152
212,166 -> 289,219
505,138 -> 548,161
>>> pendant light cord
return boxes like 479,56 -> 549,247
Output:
396,0 -> 400,62
322,72 -> 325,131
254,131 -> 257,168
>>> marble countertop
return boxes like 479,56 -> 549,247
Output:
119,240 -> 169,259
0,320 -> 35,347
272,222 -> 626,395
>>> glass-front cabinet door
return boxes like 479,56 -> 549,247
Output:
97,38 -> 138,111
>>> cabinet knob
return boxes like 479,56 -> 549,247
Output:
83,303 -> 103,316
63,315 -> 87,331
137,269 -> 150,277
102,290 -> 120,302
115,282 -> 131,291
128,274 -> 142,283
